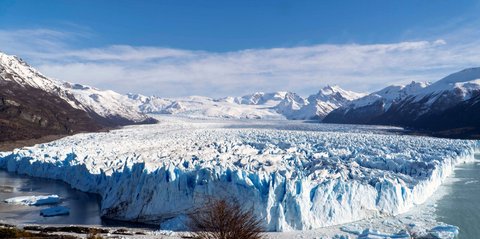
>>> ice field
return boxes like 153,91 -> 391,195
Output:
0,116 -> 478,234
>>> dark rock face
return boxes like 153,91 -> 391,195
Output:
415,94 -> 480,138
0,79 -> 104,142
324,68 -> 480,138
323,100 -> 386,125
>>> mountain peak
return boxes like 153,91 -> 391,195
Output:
436,67 -> 480,85
0,51 -> 153,127
315,85 -> 366,102
319,85 -> 342,95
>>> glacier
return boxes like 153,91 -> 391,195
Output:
0,116 -> 478,232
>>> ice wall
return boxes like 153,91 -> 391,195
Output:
0,119 -> 478,231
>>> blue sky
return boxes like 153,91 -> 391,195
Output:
1,0 -> 480,97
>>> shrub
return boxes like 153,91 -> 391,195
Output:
188,198 -> 264,239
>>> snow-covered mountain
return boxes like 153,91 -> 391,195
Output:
273,92 -> 307,116
324,68 -> 480,137
232,91 -> 290,106
285,85 -> 366,120
130,86 -> 364,120
128,94 -> 286,119
0,51 -> 155,141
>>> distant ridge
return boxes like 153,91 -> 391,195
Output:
324,67 -> 480,138
128,85 -> 366,120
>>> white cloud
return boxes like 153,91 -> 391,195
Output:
1,28 -> 480,97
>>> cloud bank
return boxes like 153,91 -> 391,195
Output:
1,28 -> 480,97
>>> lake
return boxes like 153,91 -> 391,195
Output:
435,154 -> 480,239
0,170 -> 102,225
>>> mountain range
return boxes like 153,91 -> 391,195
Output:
128,86 -> 365,120
1,50 -> 479,141
324,67 -> 480,138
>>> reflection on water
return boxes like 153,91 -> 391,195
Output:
0,170 -> 102,225
435,154 -> 480,239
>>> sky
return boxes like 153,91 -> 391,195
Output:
0,0 -> 480,97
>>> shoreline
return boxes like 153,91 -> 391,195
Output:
0,135 -> 68,152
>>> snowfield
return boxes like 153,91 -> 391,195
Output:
0,116 -> 478,233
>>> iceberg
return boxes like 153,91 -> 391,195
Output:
428,225 -> 459,239
40,206 -> 70,217
4,195 -> 60,206
357,228 -> 410,239
0,117 -> 478,231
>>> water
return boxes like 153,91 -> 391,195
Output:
435,154 -> 480,239
0,170 -> 102,225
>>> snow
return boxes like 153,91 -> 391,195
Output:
345,67 -> 480,112
0,53 -> 62,94
62,83 -> 148,122
0,51 -> 148,123
128,93 -> 290,119
128,95 -> 286,119
233,91 -> 289,106
316,85 -> 366,103
4,195 -> 60,206
425,67 -> 480,100
291,86 -> 365,120
348,82 -> 429,110
434,67 -> 480,85
130,86 -> 365,120
0,116 -> 477,233
40,206 -> 70,217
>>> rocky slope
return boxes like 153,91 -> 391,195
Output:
324,68 -> 480,138
0,52 -> 155,142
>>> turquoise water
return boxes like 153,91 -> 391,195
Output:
435,154 -> 480,239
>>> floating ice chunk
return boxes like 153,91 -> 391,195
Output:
357,228 -> 410,239
40,206 -> 70,217
4,195 -> 60,206
428,225 -> 459,239
464,180 -> 478,185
